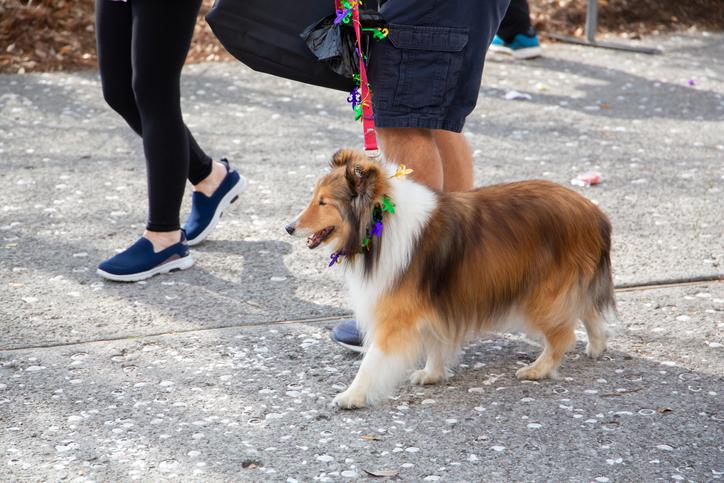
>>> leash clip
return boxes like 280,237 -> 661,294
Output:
364,148 -> 381,159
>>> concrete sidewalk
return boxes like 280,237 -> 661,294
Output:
1,32 -> 722,481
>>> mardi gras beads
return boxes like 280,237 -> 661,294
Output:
327,168 -> 414,267
362,27 -> 389,40
334,0 -> 358,25
380,195 -> 395,215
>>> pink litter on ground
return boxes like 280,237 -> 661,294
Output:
570,171 -> 603,187
688,79 -> 696,86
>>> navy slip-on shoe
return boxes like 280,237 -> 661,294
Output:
183,159 -> 247,246
97,232 -> 194,282
330,319 -> 365,353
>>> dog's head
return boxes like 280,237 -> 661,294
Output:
285,149 -> 389,256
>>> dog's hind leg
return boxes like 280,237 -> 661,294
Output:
516,320 -> 576,380
517,277 -> 579,380
582,249 -> 614,359
582,306 -> 608,359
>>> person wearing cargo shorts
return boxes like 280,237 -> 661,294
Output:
330,0 -> 511,351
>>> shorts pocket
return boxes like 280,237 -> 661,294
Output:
387,24 -> 469,110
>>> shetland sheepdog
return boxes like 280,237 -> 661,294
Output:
286,149 -> 615,409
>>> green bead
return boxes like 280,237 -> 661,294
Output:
381,195 -> 395,214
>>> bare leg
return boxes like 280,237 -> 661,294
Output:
143,229 -> 183,252
144,158 -> 226,252
192,160 -> 227,196
433,130 -> 474,192
377,127 -> 443,190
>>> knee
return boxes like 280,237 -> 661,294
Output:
432,129 -> 465,144
131,74 -> 178,117
131,75 -> 154,113
101,79 -> 135,115
378,128 -> 436,161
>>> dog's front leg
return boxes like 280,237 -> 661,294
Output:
409,326 -> 456,385
333,344 -> 412,409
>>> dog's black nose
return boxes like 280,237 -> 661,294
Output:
285,224 -> 295,235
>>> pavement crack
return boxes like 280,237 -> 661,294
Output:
613,274 -> 723,292
3,276 -> 721,352
0,314 -> 352,352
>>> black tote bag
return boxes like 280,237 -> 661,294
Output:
206,0 -> 355,92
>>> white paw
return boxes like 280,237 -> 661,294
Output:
332,389 -> 367,409
516,364 -> 557,380
409,368 -> 450,386
585,340 -> 607,359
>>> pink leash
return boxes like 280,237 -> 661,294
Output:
337,0 -> 379,157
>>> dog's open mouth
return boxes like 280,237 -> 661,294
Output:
307,226 -> 335,249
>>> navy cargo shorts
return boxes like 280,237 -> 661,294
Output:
367,0 -> 510,132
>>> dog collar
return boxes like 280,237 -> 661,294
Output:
328,194 -> 395,267
327,165 -> 412,268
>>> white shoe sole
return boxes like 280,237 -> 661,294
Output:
512,46 -> 542,59
489,44 -> 511,55
330,335 -> 365,354
187,174 -> 248,247
489,44 -> 541,60
97,255 -> 195,282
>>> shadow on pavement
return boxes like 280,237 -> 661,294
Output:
0,327 -> 722,480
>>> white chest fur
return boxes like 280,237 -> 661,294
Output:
344,173 -> 438,341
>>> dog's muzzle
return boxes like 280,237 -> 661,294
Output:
285,223 -> 296,235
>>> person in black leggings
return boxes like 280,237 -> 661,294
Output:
95,0 -> 247,282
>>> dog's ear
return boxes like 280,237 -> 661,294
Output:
330,148 -> 359,169
345,160 -> 381,199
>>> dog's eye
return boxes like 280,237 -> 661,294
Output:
319,199 -> 326,206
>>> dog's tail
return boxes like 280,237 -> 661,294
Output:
587,216 -> 617,322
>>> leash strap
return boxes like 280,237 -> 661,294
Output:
337,0 -> 379,157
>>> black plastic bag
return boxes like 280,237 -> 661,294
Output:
300,10 -> 386,79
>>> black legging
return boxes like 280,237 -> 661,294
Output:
96,0 -> 213,232
497,0 -> 534,43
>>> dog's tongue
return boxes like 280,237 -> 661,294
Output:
307,227 -> 332,249
307,231 -> 322,249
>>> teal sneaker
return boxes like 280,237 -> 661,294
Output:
489,33 -> 542,60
